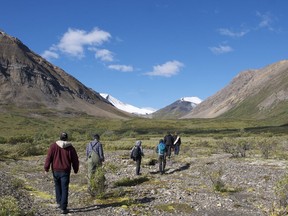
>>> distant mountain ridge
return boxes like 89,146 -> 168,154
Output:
183,60 -> 288,122
2,31 -> 288,122
100,93 -> 156,115
151,96 -> 202,119
0,31 -> 130,119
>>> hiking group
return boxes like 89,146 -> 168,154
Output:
44,132 -> 105,215
44,131 -> 181,214
131,131 -> 182,175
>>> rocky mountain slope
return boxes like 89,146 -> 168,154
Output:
151,97 -> 202,119
183,60 -> 288,120
0,31 -> 130,119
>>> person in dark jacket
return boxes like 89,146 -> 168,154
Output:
130,140 -> 144,175
163,131 -> 174,159
44,132 -> 79,215
173,132 -> 181,155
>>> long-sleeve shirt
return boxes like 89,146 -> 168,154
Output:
44,140 -> 79,173
86,139 -> 105,162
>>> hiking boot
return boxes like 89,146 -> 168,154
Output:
61,209 -> 69,214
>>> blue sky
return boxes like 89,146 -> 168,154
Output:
1,0 -> 288,110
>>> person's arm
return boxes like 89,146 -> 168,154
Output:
44,144 -> 53,172
71,147 -> 79,174
140,146 -> 144,156
98,143 -> 105,162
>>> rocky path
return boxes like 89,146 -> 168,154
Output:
1,150 -> 287,215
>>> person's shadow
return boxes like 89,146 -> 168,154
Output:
150,163 -> 190,175
68,196 -> 155,213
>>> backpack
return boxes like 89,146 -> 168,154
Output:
158,143 -> 166,155
131,146 -> 140,160
87,142 -> 100,166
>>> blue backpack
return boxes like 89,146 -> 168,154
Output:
158,143 -> 166,155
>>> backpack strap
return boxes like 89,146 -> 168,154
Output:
89,141 -> 98,154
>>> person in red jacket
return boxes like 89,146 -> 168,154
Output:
44,132 -> 79,215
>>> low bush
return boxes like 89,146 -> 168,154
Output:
0,195 -> 20,216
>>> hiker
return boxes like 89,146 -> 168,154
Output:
44,132 -> 79,215
156,139 -> 167,174
86,134 -> 105,190
130,140 -> 144,175
173,132 -> 181,155
164,131 -> 174,159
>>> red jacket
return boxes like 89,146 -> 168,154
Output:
44,141 -> 79,173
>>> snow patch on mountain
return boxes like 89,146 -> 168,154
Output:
100,93 -> 156,115
181,97 -> 202,107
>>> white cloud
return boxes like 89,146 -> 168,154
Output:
94,49 -> 114,62
57,28 -> 111,57
256,11 -> 275,31
209,45 -> 233,55
144,60 -> 184,77
41,50 -> 59,60
217,28 -> 249,37
108,64 -> 134,72
41,28 -> 111,60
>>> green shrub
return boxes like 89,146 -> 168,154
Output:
89,167 -> 106,198
220,138 -> 250,158
275,174 -> 288,208
258,138 -> 277,159
0,195 -> 20,216
0,136 -> 7,144
15,143 -> 46,157
114,176 -> 149,187
7,135 -> 34,145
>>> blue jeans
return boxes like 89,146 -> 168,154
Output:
52,171 -> 70,210
174,145 -> 180,155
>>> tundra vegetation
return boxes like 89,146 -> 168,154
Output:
1,110 -> 288,215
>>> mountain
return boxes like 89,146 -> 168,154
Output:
151,97 -> 202,119
100,93 -> 156,115
183,60 -> 288,122
0,31 -> 130,119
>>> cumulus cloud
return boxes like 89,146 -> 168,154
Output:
144,60 -> 184,77
209,45 -> 233,55
41,28 -> 111,60
41,50 -> 59,60
108,64 -> 134,72
94,49 -> 114,62
57,28 -> 111,57
217,28 -> 249,37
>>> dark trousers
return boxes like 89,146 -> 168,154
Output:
167,145 -> 172,158
136,158 -> 141,175
158,155 -> 166,174
174,144 -> 180,155
53,171 -> 70,210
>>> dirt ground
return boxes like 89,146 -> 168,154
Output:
1,149 -> 288,215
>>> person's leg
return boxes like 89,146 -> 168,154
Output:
167,146 -> 171,158
158,155 -> 163,173
175,145 -> 179,155
60,172 -> 70,211
52,172 -> 61,206
163,155 -> 166,173
136,158 -> 141,175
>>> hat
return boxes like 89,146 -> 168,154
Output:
60,132 -> 68,141
135,140 -> 142,146
93,134 -> 100,140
